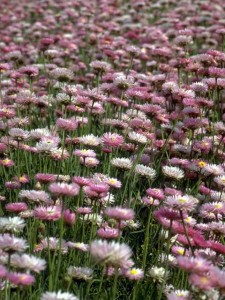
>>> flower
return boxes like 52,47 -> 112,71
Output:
105,177 -> 122,188
63,209 -> 76,225
189,273 -> 216,290
124,268 -> 144,280
78,134 -> 101,146
104,207 -> 135,221
90,240 -> 133,268
101,132 -> 124,148
113,74 -> 134,90
19,190 -> 51,204
90,60 -> 111,73
162,166 -> 184,180
49,67 -> 74,82
128,131 -> 147,144
67,242 -> 89,252
41,291 -> 78,300
165,195 -> 199,211
176,256 -> 212,274
10,253 -> 46,273
111,157 -> 133,170
214,175 -> 225,187
73,149 -> 96,158
97,227 -> 120,239
0,265 -> 7,278
0,158 -> 14,167
0,234 -> 27,253
34,206 -> 62,221
35,237 -> 68,254
84,183 -> 109,199
80,157 -> 100,167
0,217 -> 26,233
9,128 -> 30,141
48,183 -> 80,197
135,164 -> 156,179
35,173 -> 57,183
167,290 -> 190,300
67,266 -> 93,280
56,118 -> 78,131
7,272 -> 35,286
148,266 -> 169,283
19,66 -> 39,77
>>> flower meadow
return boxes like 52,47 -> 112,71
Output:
1,0 -> 225,299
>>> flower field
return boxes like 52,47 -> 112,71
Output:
1,0 -> 225,299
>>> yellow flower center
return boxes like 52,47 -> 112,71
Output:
198,161 -> 206,168
215,203 -> 223,209
109,179 -> 116,184
178,198 -> 187,203
130,269 -> 138,275
3,159 -> 10,164
178,248 -> 184,255
185,217 -> 191,223
200,277 -> 208,284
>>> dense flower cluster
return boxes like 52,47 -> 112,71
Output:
0,0 -> 225,299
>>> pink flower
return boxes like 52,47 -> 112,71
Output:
0,234 -> 28,252
56,117 -> 78,131
5,202 -> 28,213
83,183 -> 109,198
123,268 -> 144,280
76,207 -> 93,215
101,132 -> 124,148
105,177 -> 122,189
90,240 -> 133,268
0,265 -> 7,278
146,188 -> 165,200
165,195 -> 199,212
5,181 -> 21,189
34,206 -> 62,221
0,158 -> 14,167
97,227 -> 120,239
73,176 -> 91,186
105,207 -> 135,221
73,149 -> 96,158
80,157 -> 100,167
63,209 -> 76,225
189,273 -> 216,290
7,272 -> 35,286
48,182 -> 80,197
177,256 -> 212,274
35,173 -> 57,183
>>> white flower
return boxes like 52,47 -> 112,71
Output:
162,166 -> 184,179
90,240 -> 133,268
41,291 -> 78,300
111,157 -> 133,170
10,253 -> 46,273
0,217 -> 25,233
67,266 -> 93,280
113,74 -> 134,89
36,141 -> 58,153
128,131 -> 147,144
79,134 -> 101,146
82,214 -> 103,225
135,164 -> 156,179
30,128 -> 52,139
148,266 -> 169,283
203,164 -> 224,176
214,175 -> 225,187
